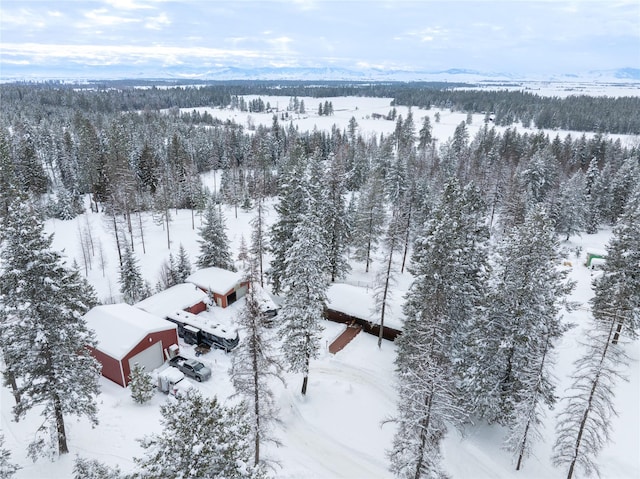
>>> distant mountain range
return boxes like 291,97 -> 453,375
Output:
2,63 -> 638,83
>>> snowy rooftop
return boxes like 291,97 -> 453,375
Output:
85,303 -> 177,360
135,283 -> 208,317
186,267 -> 243,295
168,309 -> 238,340
327,283 -> 404,331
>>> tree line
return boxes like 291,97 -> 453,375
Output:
3,80 -> 640,133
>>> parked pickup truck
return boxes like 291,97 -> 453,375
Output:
169,355 -> 211,382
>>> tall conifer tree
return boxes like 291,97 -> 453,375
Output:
0,198 -> 100,458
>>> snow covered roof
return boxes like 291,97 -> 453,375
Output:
327,283 -> 375,320
167,309 -> 238,340
135,283 -> 208,317
186,267 -> 244,295
327,283 -> 404,331
85,303 -> 177,360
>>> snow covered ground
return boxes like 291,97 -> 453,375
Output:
1,96 -> 638,478
183,94 -> 639,147
2,200 -> 637,479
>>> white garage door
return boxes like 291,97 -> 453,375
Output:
128,341 -> 163,373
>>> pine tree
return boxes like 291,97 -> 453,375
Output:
323,154 -> 351,282
465,206 -> 574,427
278,203 -> 327,395
129,363 -> 155,405
591,183 -> 640,342
0,433 -> 20,478
269,157 -> 309,293
134,390 -> 265,478
237,235 -> 250,272
73,456 -> 124,479
196,201 -> 235,271
584,158 -> 601,234
250,200 -> 269,288
372,209 -> 403,348
174,243 -> 192,283
352,174 -> 386,273
552,170 -> 587,240
552,186 -> 639,478
119,244 -> 149,304
230,258 -> 284,467
0,198 -> 100,458
388,179 -> 488,478
552,312 -> 629,479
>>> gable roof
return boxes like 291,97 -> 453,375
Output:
85,303 -> 177,360
186,267 -> 243,295
136,283 -> 208,317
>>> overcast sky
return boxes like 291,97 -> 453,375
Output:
2,0 -> 639,76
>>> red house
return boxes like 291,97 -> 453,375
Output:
84,303 -> 179,387
136,283 -> 209,317
186,267 -> 249,308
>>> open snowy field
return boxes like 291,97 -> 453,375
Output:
181,95 -> 640,148
457,81 -> 640,99
1,94 -> 639,478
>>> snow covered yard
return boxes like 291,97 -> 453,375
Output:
1,195 -> 637,478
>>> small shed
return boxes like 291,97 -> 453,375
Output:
186,267 -> 249,308
136,283 -> 209,317
84,303 -> 179,387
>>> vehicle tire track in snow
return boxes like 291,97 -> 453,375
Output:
280,387 -> 391,479
276,359 -> 396,478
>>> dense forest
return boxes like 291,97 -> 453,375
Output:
0,81 -> 638,233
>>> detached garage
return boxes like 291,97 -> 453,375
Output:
84,303 -> 179,387
186,267 -> 249,308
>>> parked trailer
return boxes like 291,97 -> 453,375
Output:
166,310 -> 240,352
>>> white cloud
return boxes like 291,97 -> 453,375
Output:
104,0 -> 154,10
1,43 -> 266,66
80,8 -> 141,27
145,12 -> 171,30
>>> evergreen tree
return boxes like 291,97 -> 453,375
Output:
196,201 -> 235,271
372,209 -> 403,348
552,170 -> 586,240
278,201 -> 327,395
174,243 -> 192,283
0,433 -> 19,478
0,198 -> 100,458
591,183 -> 640,342
0,128 -> 18,218
119,244 -> 149,304
583,158 -> 601,234
129,363 -> 155,405
352,173 -> 386,273
466,206 -> 573,426
520,147 -> 559,205
552,311 -> 629,479
388,179 -> 489,478
269,156 -> 308,294
134,390 -> 265,478
609,157 -> 640,223
73,456 -> 124,479
250,200 -> 269,288
231,258 -> 284,467
323,154 -> 351,282
418,115 -> 433,151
